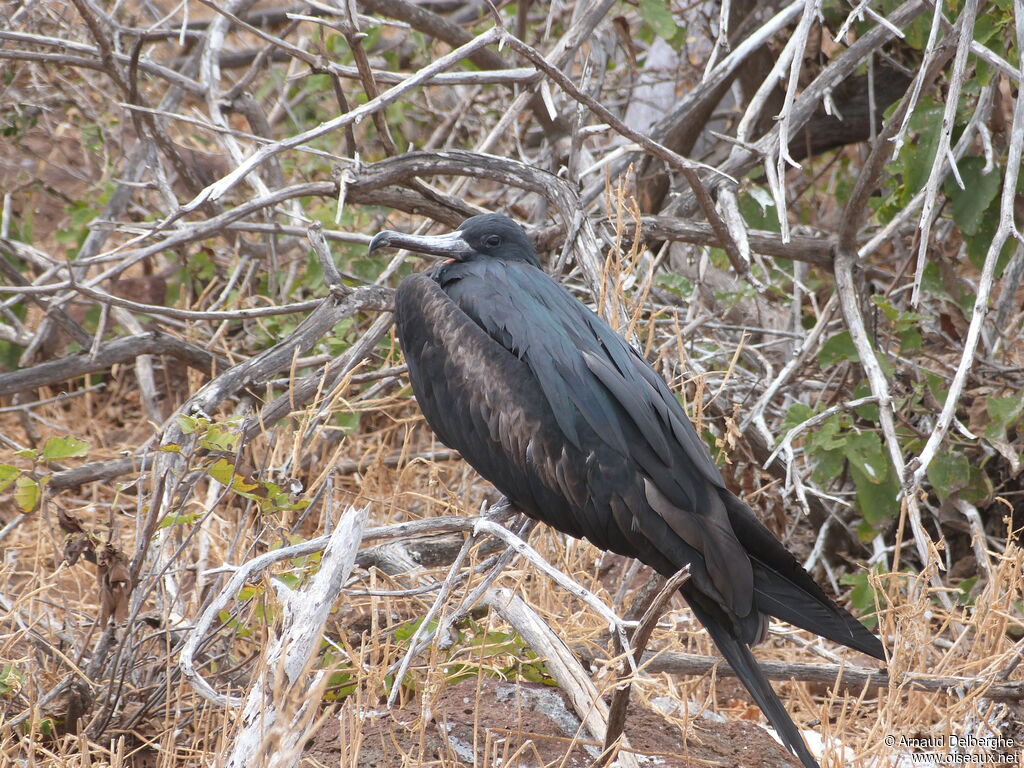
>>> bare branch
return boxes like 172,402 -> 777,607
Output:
576,647 -> 1024,701
0,333 -> 223,398
182,27 -> 504,209
910,9 -> 1024,489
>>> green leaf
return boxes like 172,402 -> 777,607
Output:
782,403 -> 814,433
655,273 -> 693,298
237,585 -> 263,601
324,669 -> 356,701
13,476 -> 40,513
350,256 -> 387,282
41,436 -> 89,461
207,458 -> 258,494
904,12 -> 934,50
700,428 -> 719,459
853,384 -> 880,421
808,416 -> 849,452
985,396 -> 1024,441
175,414 -> 208,435
839,571 -> 877,628
0,663 -> 24,696
961,465 -> 993,506
870,295 -> 924,331
987,396 -> 1023,425
200,424 -> 239,453
638,0 -> 679,40
903,104 -> 943,194
739,187 -> 779,232
956,575 -> 979,606
926,372 -> 949,403
839,566 -> 887,629
899,326 -> 923,352
276,572 -> 302,590
394,617 -> 436,645
818,331 -> 859,367
157,512 -> 201,529
927,452 -> 972,501
843,432 -> 889,484
920,262 -> 947,296
811,448 -> 845,484
0,465 -> 19,492
850,464 -> 899,525
518,661 -> 556,685
443,663 -> 483,685
973,8 -> 1006,46
963,194 -> 1018,271
944,158 -> 1002,236
207,458 -> 235,486
334,410 -> 361,435
870,294 -> 901,324
856,517 -> 877,542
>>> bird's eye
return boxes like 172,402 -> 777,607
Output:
485,235 -> 501,248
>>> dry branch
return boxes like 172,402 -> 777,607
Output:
48,455 -> 156,491
910,10 -> 1024,490
357,0 -> 560,131
680,0 -> 928,218
629,215 -> 833,268
600,566 -> 691,766
0,333 -> 223,397
576,647 -> 1024,702
183,27 -> 505,210
224,505 -> 368,768
484,588 -> 642,768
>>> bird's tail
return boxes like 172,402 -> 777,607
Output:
751,561 -> 885,660
721,494 -> 886,661
683,593 -> 821,768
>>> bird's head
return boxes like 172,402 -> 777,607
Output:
368,213 -> 540,268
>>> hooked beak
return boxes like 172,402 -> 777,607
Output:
368,229 -> 475,261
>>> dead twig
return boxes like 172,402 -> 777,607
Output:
599,566 -> 691,767
0,333 -> 223,398
484,588 -> 642,768
224,505 -> 368,768
183,27 -> 505,210
575,647 -> 1024,702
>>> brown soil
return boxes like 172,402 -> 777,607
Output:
304,677 -> 801,768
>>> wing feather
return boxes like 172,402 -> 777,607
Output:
449,264 -> 723,486
581,351 -> 673,465
437,261 -> 756,619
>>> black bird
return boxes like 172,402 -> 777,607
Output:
369,213 -> 885,768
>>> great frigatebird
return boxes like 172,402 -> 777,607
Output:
369,213 -> 885,768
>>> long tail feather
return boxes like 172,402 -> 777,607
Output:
753,563 -> 885,660
684,594 -> 820,768
723,495 -> 886,661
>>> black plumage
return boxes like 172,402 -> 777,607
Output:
369,213 -> 885,768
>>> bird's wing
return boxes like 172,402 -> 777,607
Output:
446,263 -> 755,616
450,262 -> 725,490
396,271 -> 592,537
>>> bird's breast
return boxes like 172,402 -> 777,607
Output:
395,273 -> 580,518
